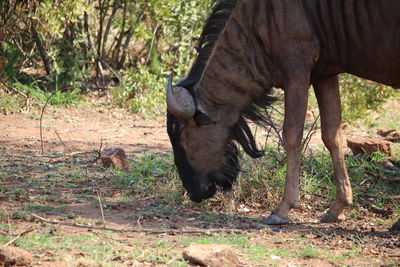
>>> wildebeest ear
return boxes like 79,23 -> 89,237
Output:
193,110 -> 215,126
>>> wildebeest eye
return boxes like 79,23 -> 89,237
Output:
193,110 -> 215,126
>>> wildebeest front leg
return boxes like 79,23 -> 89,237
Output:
313,75 -> 352,222
264,72 -> 310,225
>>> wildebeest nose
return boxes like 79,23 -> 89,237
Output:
188,192 -> 204,203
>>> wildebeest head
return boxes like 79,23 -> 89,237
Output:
167,77 -> 267,202
166,77 -> 239,202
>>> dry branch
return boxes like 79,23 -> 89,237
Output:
358,199 -> 393,217
0,80 -> 28,99
54,130 -> 72,153
89,137 -> 103,164
385,136 -> 400,142
300,113 -> 320,155
366,171 -> 400,182
2,228 -> 35,247
0,231 -> 8,236
96,190 -> 106,228
31,214 -> 247,235
145,22 -> 161,66
363,194 -> 400,200
39,92 -> 54,155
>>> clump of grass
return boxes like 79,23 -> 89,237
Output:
225,146 -> 400,216
11,210 -> 28,220
181,232 -> 251,247
104,153 -> 179,199
299,245 -> 323,258
26,203 -> 68,215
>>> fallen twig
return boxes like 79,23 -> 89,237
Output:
97,57 -> 121,82
2,227 -> 35,247
0,230 -> 8,236
366,171 -> 400,182
90,138 -> 103,164
31,213 -> 247,235
364,194 -> 400,200
7,210 -> 11,236
0,80 -> 28,99
103,197 -> 156,208
358,198 -> 393,217
96,189 -> 106,228
54,130 -> 72,153
385,136 -> 400,142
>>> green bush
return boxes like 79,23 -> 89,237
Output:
112,65 -> 165,116
1,0 -> 398,120
340,74 -> 399,122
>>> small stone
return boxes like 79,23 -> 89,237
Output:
0,246 -> 32,266
183,244 -> 241,267
100,147 -> 129,171
346,137 -> 392,157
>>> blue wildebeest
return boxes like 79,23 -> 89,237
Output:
166,0 -> 400,225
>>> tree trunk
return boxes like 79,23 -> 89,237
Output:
101,0 -> 119,63
84,12 -> 93,50
116,26 -> 132,70
31,23 -> 52,76
96,0 -> 107,79
112,0 -> 127,63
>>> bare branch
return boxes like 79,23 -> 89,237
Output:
364,194 -> 400,200
40,92 -> 54,155
31,213 -> 247,235
96,189 -> 106,228
366,171 -> 400,182
54,130 -> 72,153
2,228 -> 35,247
145,22 -> 161,66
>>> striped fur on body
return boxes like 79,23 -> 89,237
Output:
167,0 -> 400,206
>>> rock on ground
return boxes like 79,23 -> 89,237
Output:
346,137 -> 392,157
183,244 -> 241,267
0,246 -> 32,267
100,147 -> 129,171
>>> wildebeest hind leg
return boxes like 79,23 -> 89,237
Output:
264,70 -> 311,225
313,75 -> 353,223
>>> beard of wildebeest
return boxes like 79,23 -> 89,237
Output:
167,110 -> 242,203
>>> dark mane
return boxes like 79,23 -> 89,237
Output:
180,0 -> 276,160
178,0 -> 239,88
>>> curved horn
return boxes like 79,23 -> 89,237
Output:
166,76 -> 195,120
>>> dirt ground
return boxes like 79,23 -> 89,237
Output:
0,103 -> 399,267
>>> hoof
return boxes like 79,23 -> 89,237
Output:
263,214 -> 289,225
320,212 -> 345,223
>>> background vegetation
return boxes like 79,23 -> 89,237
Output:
0,0 -> 212,115
0,0 -> 398,119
